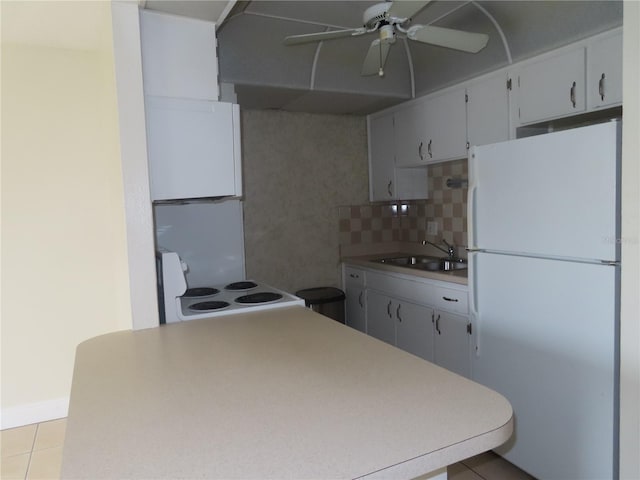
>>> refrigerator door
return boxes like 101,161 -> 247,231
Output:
469,122 -> 619,261
470,252 -> 617,479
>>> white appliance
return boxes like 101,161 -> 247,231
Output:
154,199 -> 245,287
157,250 -> 304,323
467,121 -> 620,479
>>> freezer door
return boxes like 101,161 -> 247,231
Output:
469,122 -> 619,261
470,252 -> 617,479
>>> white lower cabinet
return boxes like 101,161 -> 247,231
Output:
343,264 -> 471,377
344,266 -> 367,333
433,310 -> 471,378
395,299 -> 434,361
366,290 -> 397,346
366,290 -> 435,362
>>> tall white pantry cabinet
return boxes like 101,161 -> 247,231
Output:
140,10 -> 241,201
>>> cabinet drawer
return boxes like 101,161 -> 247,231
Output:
431,286 -> 468,314
366,271 -> 426,304
344,266 -> 365,287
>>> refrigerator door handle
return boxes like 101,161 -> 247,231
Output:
467,182 -> 478,250
468,251 -> 480,357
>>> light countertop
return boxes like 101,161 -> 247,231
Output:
61,307 -> 511,479
343,253 -> 468,286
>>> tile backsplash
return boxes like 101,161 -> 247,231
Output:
339,159 -> 468,250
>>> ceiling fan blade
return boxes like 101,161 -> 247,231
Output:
407,25 -> 489,53
387,0 -> 431,21
284,28 -> 365,46
361,39 -> 391,76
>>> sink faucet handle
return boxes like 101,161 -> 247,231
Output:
442,238 -> 456,258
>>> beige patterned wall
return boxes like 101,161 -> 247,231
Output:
241,110 -> 368,293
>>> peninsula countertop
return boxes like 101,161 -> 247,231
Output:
61,306 -> 511,479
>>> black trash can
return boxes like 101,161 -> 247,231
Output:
295,287 -> 346,324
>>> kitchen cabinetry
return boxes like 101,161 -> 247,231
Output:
366,290 -> 397,346
345,264 -> 471,376
368,114 -> 428,202
146,97 -> 241,200
514,47 -> 586,125
344,266 -> 366,333
466,72 -> 510,148
433,310 -> 471,378
140,9 -> 241,201
140,10 -> 219,100
395,88 -> 467,166
368,114 -> 396,201
587,31 -> 622,109
366,290 -> 434,361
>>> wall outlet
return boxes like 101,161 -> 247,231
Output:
427,221 -> 438,236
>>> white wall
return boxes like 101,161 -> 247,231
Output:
619,2 -> 640,478
1,2 -> 132,427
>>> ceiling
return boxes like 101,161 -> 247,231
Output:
144,1 -> 623,115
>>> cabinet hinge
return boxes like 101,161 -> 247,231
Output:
466,323 -> 472,335
506,78 -> 512,91
466,141 -> 470,150
465,93 -> 469,103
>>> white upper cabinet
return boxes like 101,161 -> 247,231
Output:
146,98 -> 241,200
140,10 -> 219,100
514,47 -> 586,125
587,30 -> 623,109
368,114 -> 396,202
394,103 -> 424,166
466,72 -> 510,147
395,88 -> 467,166
368,113 -> 428,202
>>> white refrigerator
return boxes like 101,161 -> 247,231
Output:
468,121 -> 620,479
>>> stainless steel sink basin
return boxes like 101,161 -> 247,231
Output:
375,255 -> 467,272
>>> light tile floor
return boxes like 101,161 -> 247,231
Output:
1,418 -> 534,480
1,419 -> 66,480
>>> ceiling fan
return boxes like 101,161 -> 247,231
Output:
283,0 -> 489,77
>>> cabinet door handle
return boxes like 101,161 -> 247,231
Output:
418,141 -> 424,160
396,304 -> 402,322
570,81 -> 577,108
435,314 -> 441,335
442,296 -> 459,302
599,73 -> 606,101
387,180 -> 393,197
349,273 -> 359,279
428,139 -> 433,158
358,291 -> 364,308
386,300 -> 392,318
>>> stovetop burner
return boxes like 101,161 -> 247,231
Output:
235,292 -> 283,304
188,301 -> 230,311
225,281 -> 258,291
183,287 -> 220,298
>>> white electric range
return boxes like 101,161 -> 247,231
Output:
157,250 -> 304,323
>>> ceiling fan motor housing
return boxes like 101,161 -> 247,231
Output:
363,2 -> 392,28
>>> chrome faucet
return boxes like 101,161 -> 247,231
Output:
422,239 -> 456,259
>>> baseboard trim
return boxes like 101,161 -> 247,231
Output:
1,397 -> 69,429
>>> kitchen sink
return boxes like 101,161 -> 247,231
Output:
375,255 -> 467,272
